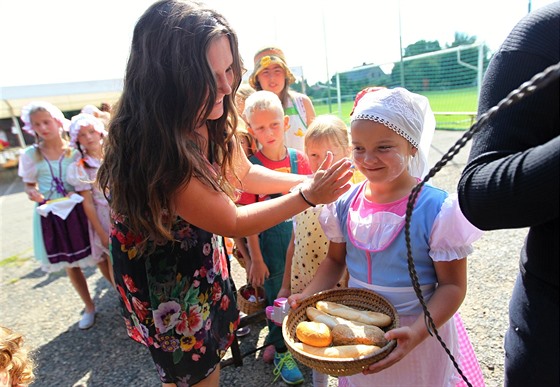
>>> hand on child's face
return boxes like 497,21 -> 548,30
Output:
305,155 -> 353,205
306,141 -> 346,173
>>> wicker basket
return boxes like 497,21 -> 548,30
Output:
282,288 -> 399,376
237,284 -> 266,315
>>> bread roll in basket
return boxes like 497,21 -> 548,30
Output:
282,288 -> 399,376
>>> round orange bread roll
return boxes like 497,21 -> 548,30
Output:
296,321 -> 333,347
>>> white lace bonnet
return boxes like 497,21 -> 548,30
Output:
69,113 -> 107,147
20,101 -> 71,135
350,87 -> 435,178
81,104 -> 101,115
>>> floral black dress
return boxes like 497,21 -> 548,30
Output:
111,215 -> 240,386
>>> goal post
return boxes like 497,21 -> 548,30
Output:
332,43 -> 486,129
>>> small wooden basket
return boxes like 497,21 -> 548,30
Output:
283,288 -> 399,376
237,284 -> 266,315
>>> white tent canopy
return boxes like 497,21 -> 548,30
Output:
1,79 -> 123,119
1,79 -> 123,149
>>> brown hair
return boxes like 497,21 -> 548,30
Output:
0,326 -> 34,386
235,83 -> 256,106
97,0 -> 243,252
234,83 -> 256,127
235,128 -> 257,157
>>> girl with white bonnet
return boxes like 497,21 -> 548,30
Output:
288,87 -> 485,386
67,113 -> 114,288
249,46 -> 315,152
18,102 -> 101,330
81,104 -> 111,127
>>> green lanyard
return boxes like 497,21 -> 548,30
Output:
285,95 -> 308,130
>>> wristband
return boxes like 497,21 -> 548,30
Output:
299,188 -> 316,207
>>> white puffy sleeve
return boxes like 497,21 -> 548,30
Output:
429,193 -> 484,261
66,161 -> 91,192
318,202 -> 345,243
17,149 -> 37,183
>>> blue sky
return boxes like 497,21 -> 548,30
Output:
0,0 -> 555,87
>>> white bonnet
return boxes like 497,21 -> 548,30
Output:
20,101 -> 71,135
81,104 -> 101,115
81,104 -> 111,126
69,113 -> 107,147
350,87 -> 435,178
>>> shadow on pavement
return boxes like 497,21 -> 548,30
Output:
31,277 -> 159,387
0,168 -> 24,196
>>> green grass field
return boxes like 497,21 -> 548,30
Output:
313,87 -> 478,130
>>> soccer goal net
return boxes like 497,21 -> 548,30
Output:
332,43 -> 486,129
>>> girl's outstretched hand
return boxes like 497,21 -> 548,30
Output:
301,153 -> 353,206
362,326 -> 421,375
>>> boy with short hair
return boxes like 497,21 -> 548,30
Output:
243,90 -> 311,385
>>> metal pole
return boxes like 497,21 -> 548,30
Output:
322,9 -> 332,113
336,72 -> 342,117
398,0 -> 405,87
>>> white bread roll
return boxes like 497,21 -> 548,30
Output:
296,321 -> 332,347
310,305 -> 387,331
331,323 -> 388,347
306,306 -> 338,329
315,301 -> 392,327
308,305 -> 389,346
292,342 -> 381,359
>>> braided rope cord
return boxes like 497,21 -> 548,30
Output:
404,61 -> 560,387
